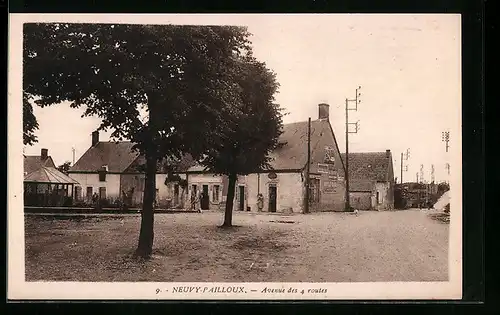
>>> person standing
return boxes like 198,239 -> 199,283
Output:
257,193 -> 264,212
197,191 -> 204,213
92,192 -> 99,210
190,190 -> 197,211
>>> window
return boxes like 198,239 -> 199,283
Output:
213,185 -> 220,202
376,191 -> 381,204
99,171 -> 106,182
99,187 -> 106,200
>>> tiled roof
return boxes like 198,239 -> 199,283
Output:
267,120 -> 318,170
70,141 -> 139,173
270,119 -> 345,174
187,164 -> 207,172
185,118 -> 346,174
74,119 -> 349,175
24,167 -> 80,184
340,152 -> 392,182
70,141 -> 197,173
24,155 -> 56,175
127,153 -> 197,173
349,179 -> 374,192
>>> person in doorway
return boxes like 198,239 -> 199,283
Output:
190,191 -> 197,211
198,191 -> 204,213
257,193 -> 264,212
92,192 -> 99,209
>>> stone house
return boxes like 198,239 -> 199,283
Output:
68,131 -> 193,208
341,151 -> 395,210
182,103 -> 347,213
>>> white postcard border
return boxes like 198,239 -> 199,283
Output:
8,13 -> 463,300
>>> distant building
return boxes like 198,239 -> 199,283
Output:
395,182 -> 440,209
24,148 -> 79,207
341,151 -> 395,210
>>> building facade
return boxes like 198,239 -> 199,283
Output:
68,131 -> 192,208
341,151 -> 395,210
67,104 -> 394,212
182,103 -> 347,213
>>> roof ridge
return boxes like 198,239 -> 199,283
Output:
283,118 -> 323,126
24,155 -> 51,158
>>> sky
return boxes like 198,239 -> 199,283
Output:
20,14 -> 461,183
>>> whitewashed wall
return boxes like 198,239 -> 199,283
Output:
68,173 -> 121,201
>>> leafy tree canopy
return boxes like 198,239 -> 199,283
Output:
195,56 -> 283,226
199,57 -> 283,175
57,161 -> 72,174
23,93 -> 39,145
23,23 -> 252,161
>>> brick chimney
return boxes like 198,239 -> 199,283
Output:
386,149 -> 391,158
40,148 -> 48,160
91,131 -> 99,147
318,103 -> 330,120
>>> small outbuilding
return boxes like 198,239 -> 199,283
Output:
24,149 -> 80,207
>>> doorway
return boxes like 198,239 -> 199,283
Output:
309,178 -> 320,204
191,184 -> 197,206
99,187 -> 106,200
173,184 -> 179,205
201,184 -> 210,210
238,186 -> 245,211
268,185 -> 277,212
86,187 -> 93,203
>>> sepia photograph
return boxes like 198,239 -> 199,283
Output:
8,14 -> 462,300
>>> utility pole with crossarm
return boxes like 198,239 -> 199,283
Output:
344,86 -> 361,212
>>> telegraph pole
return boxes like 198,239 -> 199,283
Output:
431,164 -> 435,183
400,152 -> 403,184
345,98 -> 349,211
403,148 -> 410,184
345,86 -> 361,212
420,164 -> 424,184
304,117 -> 311,214
442,131 -> 451,184
416,172 -> 420,209
72,147 -> 76,165
442,131 -> 450,153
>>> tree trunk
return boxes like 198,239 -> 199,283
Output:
135,149 -> 157,258
222,174 -> 237,227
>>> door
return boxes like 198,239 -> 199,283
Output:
86,187 -> 93,203
309,178 -> 320,204
201,185 -> 210,210
74,186 -> 82,201
268,185 -> 277,212
99,187 -> 106,200
212,184 -> 220,202
190,184 -> 198,207
238,186 -> 245,211
174,184 -> 179,205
